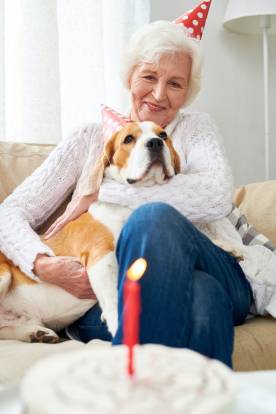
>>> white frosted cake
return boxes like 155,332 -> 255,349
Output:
21,344 -> 235,414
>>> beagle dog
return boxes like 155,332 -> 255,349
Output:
0,121 -> 180,343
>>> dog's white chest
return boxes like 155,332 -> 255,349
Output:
89,202 -> 132,242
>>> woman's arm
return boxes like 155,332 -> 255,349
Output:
98,113 -> 234,222
44,192 -> 99,240
0,124 -> 100,280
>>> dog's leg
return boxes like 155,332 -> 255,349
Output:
0,263 -> 11,302
0,323 -> 60,343
87,251 -> 118,337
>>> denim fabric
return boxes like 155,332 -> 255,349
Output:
67,202 -> 252,367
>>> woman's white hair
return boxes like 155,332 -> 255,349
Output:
121,21 -> 203,108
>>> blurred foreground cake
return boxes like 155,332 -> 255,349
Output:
21,344 -> 235,414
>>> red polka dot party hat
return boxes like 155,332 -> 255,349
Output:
173,0 -> 212,40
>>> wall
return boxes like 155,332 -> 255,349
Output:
151,0 -> 276,186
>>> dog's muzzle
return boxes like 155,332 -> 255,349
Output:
146,138 -> 164,153
126,137 -> 169,184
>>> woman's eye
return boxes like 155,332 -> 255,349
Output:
169,81 -> 181,88
123,135 -> 134,144
158,131 -> 167,140
143,75 -> 155,81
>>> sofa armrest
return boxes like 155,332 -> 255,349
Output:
234,181 -> 276,245
0,141 -> 55,203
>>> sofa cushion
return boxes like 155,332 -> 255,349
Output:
0,141 -> 54,203
234,181 -> 276,245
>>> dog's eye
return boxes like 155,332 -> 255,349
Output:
158,131 -> 167,140
123,135 -> 134,144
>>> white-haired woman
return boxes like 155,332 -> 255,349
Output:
0,15 -> 252,367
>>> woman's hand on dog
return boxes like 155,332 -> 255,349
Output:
44,192 -> 99,240
33,254 -> 97,299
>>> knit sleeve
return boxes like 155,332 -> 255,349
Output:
0,124 -> 99,280
98,113 -> 234,222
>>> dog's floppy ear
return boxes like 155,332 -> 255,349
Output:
166,138 -> 181,174
172,147 -> 181,174
89,138 -> 114,192
77,135 -> 115,196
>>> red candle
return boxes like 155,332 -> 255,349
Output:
123,279 -> 140,376
123,258 -> 147,377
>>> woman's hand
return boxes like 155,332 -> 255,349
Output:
33,254 -> 97,300
44,192 -> 99,239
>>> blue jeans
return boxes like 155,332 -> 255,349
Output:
67,202 -> 252,367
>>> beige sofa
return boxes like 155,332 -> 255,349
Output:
1,141 -> 276,385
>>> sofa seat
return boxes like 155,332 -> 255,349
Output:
0,140 -> 276,384
0,316 -> 275,386
233,316 -> 276,371
0,338 -> 110,387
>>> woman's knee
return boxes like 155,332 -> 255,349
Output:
116,202 -> 196,290
129,202 -> 188,224
119,202 -> 193,245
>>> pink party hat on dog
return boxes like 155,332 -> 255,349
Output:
173,0 -> 212,40
101,105 -> 132,141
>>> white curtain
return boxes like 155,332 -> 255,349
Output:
0,0 -> 150,144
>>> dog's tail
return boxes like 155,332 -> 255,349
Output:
0,254 -> 12,302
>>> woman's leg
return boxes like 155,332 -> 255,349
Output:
66,303 -> 112,343
112,202 -> 252,367
187,270 -> 234,367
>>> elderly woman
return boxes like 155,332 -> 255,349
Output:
0,12 -> 253,367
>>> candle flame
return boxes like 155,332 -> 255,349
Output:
127,258 -> 147,281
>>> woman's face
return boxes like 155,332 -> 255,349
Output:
129,52 -> 191,128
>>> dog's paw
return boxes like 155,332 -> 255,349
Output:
100,312 -> 106,323
106,313 -> 118,337
30,328 -> 60,344
100,311 -> 118,337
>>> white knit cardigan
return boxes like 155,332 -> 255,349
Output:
0,111 -> 275,315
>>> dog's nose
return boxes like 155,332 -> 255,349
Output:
146,138 -> 164,152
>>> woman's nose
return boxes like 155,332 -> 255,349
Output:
152,82 -> 167,101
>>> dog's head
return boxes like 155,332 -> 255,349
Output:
87,121 -> 181,192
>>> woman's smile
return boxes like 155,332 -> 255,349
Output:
144,101 -> 166,112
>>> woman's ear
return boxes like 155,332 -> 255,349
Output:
77,134 -> 115,196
